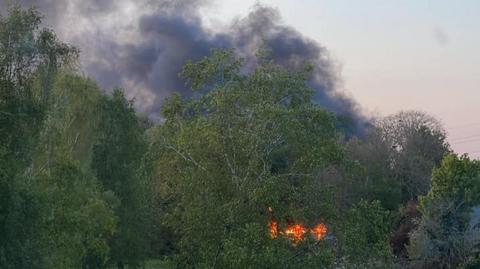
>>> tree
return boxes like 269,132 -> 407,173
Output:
408,154 -> 480,268
31,73 -> 118,268
377,111 -> 450,201
92,90 -> 150,268
346,127 -> 402,210
426,154 -> 480,204
346,111 -> 449,211
149,49 -> 344,268
0,6 -> 79,268
0,5 -> 78,163
338,200 -> 392,268
1,6 -> 150,268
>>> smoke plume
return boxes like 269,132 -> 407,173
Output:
2,0 -> 363,126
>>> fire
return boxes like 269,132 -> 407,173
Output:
267,220 -> 327,242
267,207 -> 328,243
311,223 -> 328,240
268,221 -> 327,243
284,224 -> 307,241
269,221 -> 278,239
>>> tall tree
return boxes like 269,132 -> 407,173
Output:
92,90 -> 150,268
0,6 -> 78,268
30,73 -> 118,268
149,50 -> 345,268
1,6 -> 117,268
347,111 -> 450,210
378,111 -> 450,200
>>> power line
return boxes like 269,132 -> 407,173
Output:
463,150 -> 480,156
450,134 -> 480,143
451,139 -> 480,145
446,121 -> 480,130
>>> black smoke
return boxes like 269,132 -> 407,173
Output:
2,0 -> 364,127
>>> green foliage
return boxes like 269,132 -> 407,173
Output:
36,159 -> 117,269
150,49 -> 343,268
181,49 -> 242,91
1,71 -> 119,268
346,132 -> 402,211
1,5 -> 471,269
0,6 -> 153,268
0,5 -> 78,162
34,73 -> 119,268
339,200 -> 392,267
408,198 -> 479,269
344,110 -> 450,217
0,171 -> 42,268
0,6 -> 77,82
34,73 -> 102,167
92,89 -> 151,267
409,154 -> 480,269
0,6 -> 82,268
426,154 -> 480,205
378,111 -> 450,201
219,222 -> 335,268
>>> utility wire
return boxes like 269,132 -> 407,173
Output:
451,139 -> 480,145
447,121 -> 480,130
450,134 -> 480,143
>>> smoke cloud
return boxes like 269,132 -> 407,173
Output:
3,0 -> 364,126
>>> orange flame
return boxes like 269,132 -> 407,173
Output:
269,221 -> 278,239
311,223 -> 328,240
267,207 -> 327,243
284,224 -> 308,241
267,221 -> 327,242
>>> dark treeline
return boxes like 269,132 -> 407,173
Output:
1,6 -> 480,269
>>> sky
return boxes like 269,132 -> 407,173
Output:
203,0 -> 480,157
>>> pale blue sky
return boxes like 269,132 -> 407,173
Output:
202,0 -> 480,157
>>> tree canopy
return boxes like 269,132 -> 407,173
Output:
0,6 -> 476,269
